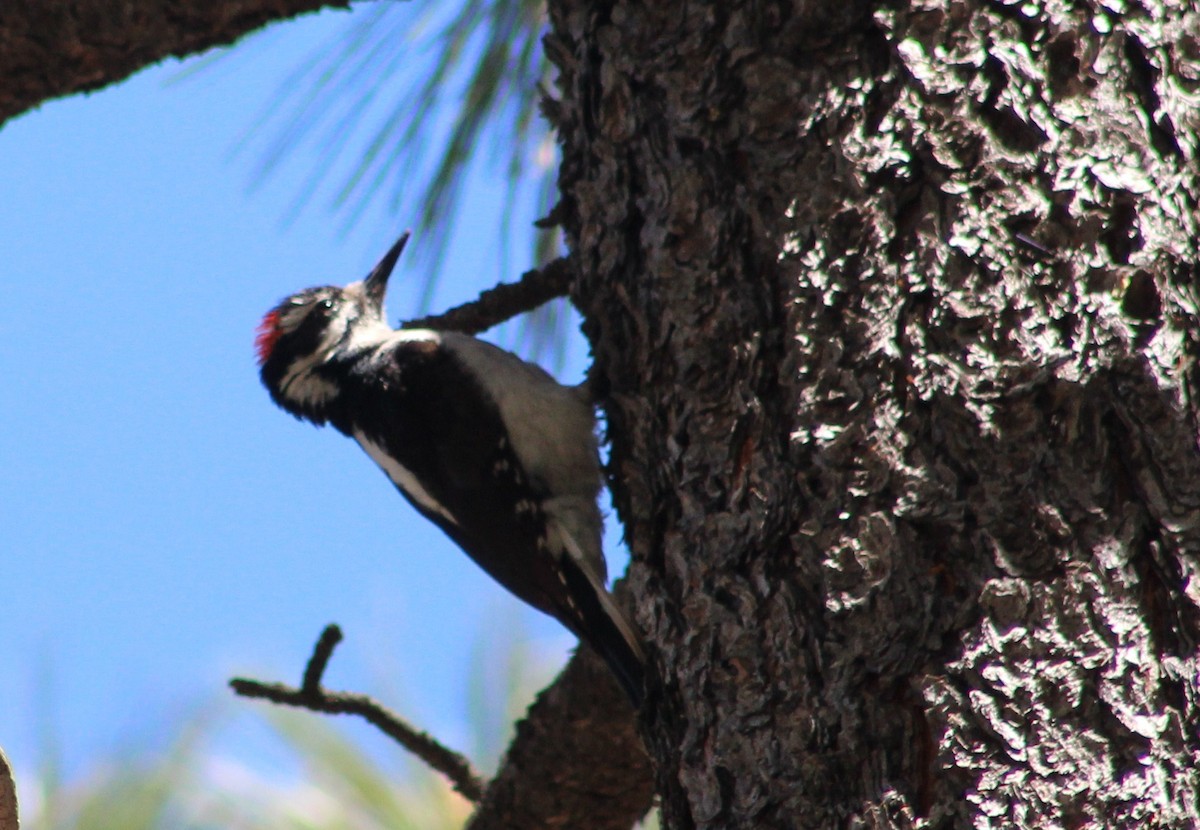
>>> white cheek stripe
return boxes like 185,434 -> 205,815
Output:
354,432 -> 458,526
281,368 -> 339,408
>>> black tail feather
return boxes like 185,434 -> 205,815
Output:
559,554 -> 646,708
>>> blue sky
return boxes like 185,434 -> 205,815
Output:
0,6 -> 605,788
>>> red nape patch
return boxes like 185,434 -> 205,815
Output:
255,310 -> 282,366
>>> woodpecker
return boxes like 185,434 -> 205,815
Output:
256,233 -> 645,707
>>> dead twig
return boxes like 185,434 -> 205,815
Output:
230,624 -> 486,803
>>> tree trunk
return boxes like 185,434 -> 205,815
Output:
0,747 -> 16,830
0,0 -> 349,126
548,0 -> 1200,827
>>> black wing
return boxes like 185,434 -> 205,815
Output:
335,337 -> 645,706
342,338 -> 577,622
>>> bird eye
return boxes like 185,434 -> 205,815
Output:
317,298 -> 335,312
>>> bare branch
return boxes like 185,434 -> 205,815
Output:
401,257 -> 574,334
230,624 -> 486,803
467,588 -> 655,830
0,0 -> 352,128
300,620 -> 342,693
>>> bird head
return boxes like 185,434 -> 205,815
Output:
256,231 -> 410,420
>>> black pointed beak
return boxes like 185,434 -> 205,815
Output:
363,231 -> 411,310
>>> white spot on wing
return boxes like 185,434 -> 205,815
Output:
354,431 -> 458,526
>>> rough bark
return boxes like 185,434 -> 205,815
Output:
547,0 -> 1200,827
0,746 -> 15,830
0,0 -> 350,128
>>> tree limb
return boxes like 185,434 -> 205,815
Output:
0,0 -> 352,128
229,624 -> 486,803
227,619 -> 654,829
467,602 -> 655,829
401,257 -> 574,333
